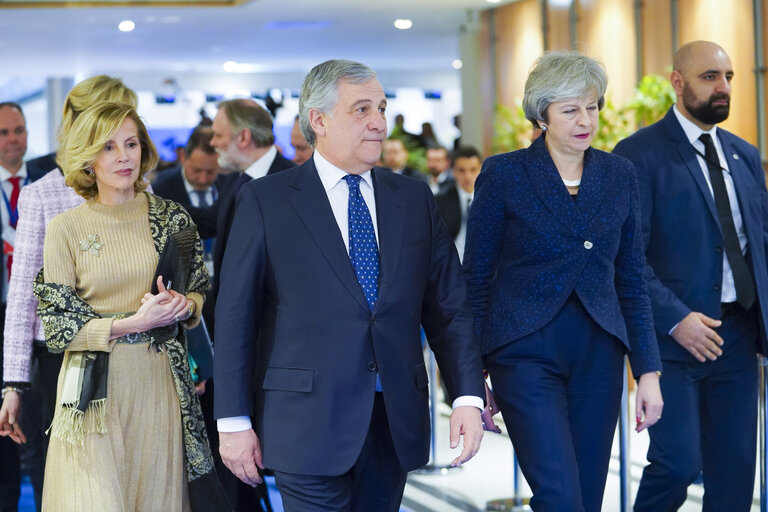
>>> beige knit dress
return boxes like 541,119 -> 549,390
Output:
41,193 -> 196,512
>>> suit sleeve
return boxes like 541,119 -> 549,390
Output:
213,185 -> 267,419
463,155 -> 508,344
419,183 -> 484,402
613,138 -> 691,335
613,164 -> 662,376
3,186 -> 44,383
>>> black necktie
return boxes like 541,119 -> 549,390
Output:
699,133 -> 755,309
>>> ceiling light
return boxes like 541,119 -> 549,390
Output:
223,61 -> 239,72
486,0 -> 501,3
118,20 -> 135,32
394,19 -> 413,30
452,59 -> 463,69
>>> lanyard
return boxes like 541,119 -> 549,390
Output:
1,174 -> 30,227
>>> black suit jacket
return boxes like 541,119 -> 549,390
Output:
435,184 -> 462,240
214,158 -> 483,475
211,152 -> 295,296
151,166 -> 193,210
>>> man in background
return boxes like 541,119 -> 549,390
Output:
425,145 -> 454,195
290,115 -> 313,165
381,138 -> 424,181
435,145 -> 482,263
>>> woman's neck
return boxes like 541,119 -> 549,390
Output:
96,186 -> 136,206
546,139 -> 584,181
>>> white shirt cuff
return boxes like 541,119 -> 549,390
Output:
452,395 -> 484,411
668,321 -> 681,336
217,416 -> 252,432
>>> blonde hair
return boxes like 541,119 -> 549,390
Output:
57,76 -> 137,151
61,102 -> 158,200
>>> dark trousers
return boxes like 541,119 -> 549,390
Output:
273,393 -> 407,512
0,305 -> 19,512
486,298 -> 625,512
634,304 -> 759,512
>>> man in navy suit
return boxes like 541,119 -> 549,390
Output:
152,125 -> 220,212
214,59 -> 484,511
614,41 -> 768,511
195,99 -> 294,324
435,145 -> 482,263
381,138 -> 425,182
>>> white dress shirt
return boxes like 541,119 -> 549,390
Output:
180,167 -> 216,207
218,151 -> 482,433
244,145 -> 278,181
673,105 -> 745,304
454,187 -> 473,263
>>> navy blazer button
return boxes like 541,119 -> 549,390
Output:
583,241 -> 593,250
716,246 -> 723,253
714,284 -> 721,291
367,362 -> 377,372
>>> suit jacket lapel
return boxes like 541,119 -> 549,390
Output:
524,136 -> 587,238
720,133 -> 755,239
371,168 -> 405,310
575,147 -> 609,225
288,161 -> 370,312
663,110 -> 719,225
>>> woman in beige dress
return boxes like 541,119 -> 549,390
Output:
34,102 -> 229,511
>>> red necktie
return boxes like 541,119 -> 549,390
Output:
6,176 -> 21,281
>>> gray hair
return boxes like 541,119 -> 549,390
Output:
299,59 -> 378,146
218,98 -> 275,147
522,51 -> 607,128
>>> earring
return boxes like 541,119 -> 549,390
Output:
540,124 -> 547,131
86,168 -> 94,176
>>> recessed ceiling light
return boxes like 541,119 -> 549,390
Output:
394,19 -> 413,30
486,0 -> 501,3
118,20 -> 135,32
452,59 -> 463,70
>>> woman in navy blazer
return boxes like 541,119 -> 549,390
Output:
465,52 -> 663,512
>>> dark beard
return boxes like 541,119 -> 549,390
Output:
683,82 -> 730,125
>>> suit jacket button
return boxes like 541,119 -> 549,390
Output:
583,241 -> 593,250
367,362 -> 377,372
716,246 -> 723,253
714,284 -> 721,291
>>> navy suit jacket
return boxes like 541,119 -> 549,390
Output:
435,183 -> 462,240
214,159 -> 483,475
464,135 -> 661,376
151,166 -> 194,210
613,108 -> 768,361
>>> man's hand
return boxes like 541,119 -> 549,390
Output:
219,429 -> 264,486
0,391 -> 26,444
449,405 -> 483,467
635,372 -> 664,432
671,312 -> 723,362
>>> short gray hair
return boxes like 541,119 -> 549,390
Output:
218,98 -> 274,147
522,51 -> 607,128
299,59 -> 377,146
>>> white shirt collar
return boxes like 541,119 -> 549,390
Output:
0,162 -> 27,182
673,104 -> 718,146
244,145 -> 278,181
313,150 -> 374,193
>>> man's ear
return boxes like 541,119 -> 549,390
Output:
235,128 -> 251,150
670,70 -> 685,96
308,109 -> 326,139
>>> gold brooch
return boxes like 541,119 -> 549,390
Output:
79,234 -> 103,256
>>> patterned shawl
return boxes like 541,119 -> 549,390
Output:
34,193 -> 230,510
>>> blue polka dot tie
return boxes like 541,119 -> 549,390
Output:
343,174 -> 379,310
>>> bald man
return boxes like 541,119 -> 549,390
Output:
614,41 -> 766,511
